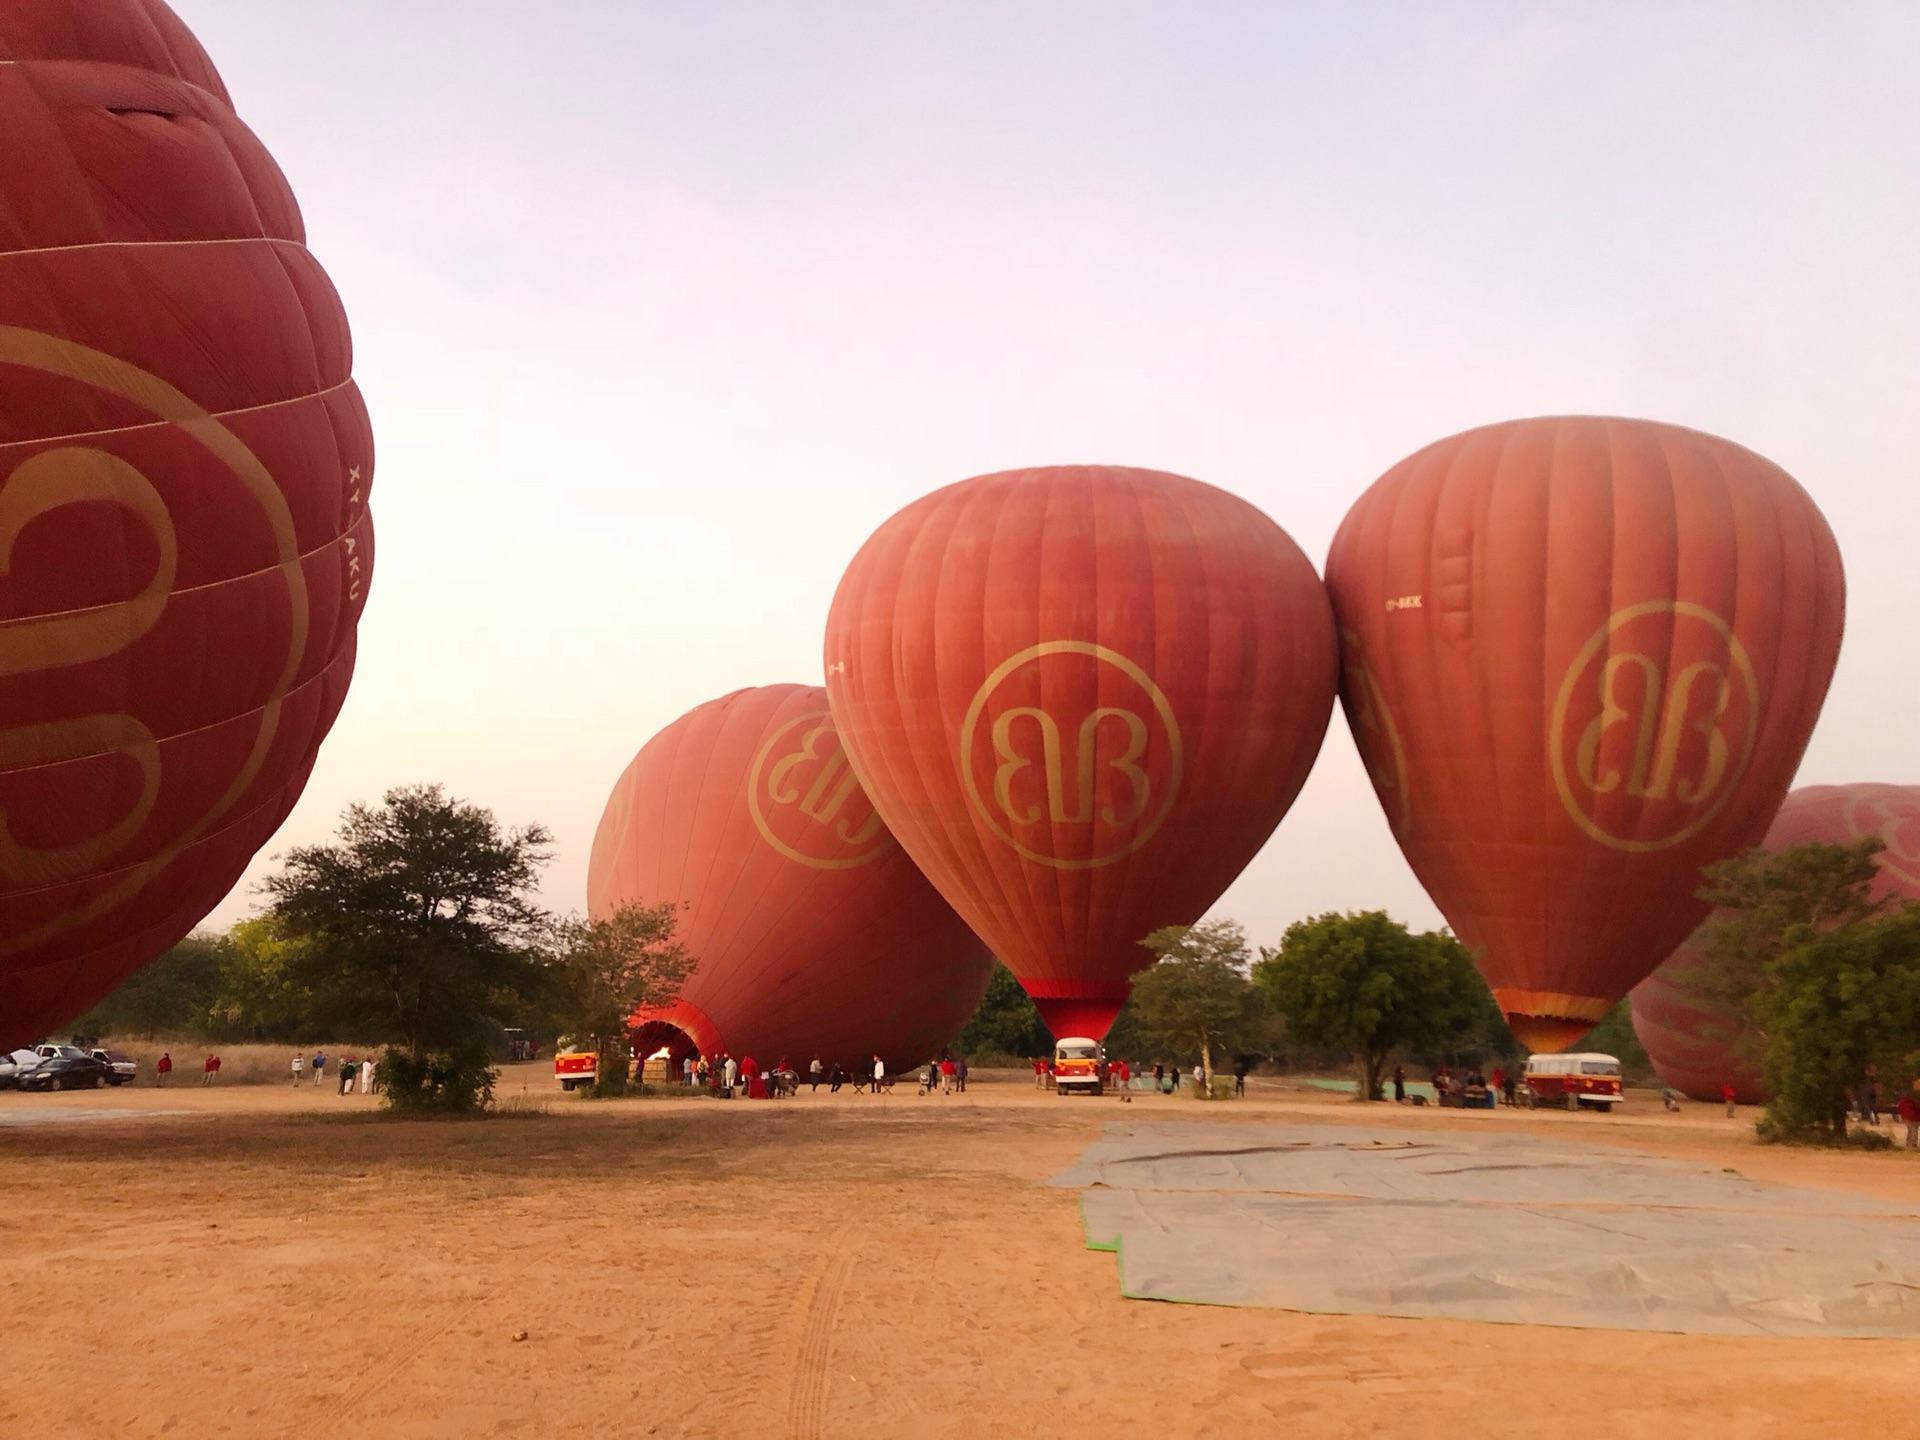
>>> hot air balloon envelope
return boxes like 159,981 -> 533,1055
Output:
0,0 -> 372,1049
824,465 -> 1338,1040
1325,418 -> 1842,1051
587,685 -> 994,1070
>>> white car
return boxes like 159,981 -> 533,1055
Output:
0,1048 -> 44,1088
91,1049 -> 138,1085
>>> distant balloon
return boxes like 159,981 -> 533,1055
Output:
0,1 -> 372,1049
1325,418 -> 1843,1052
587,685 -> 994,1070
824,465 -> 1338,1041
1632,784 -> 1920,1103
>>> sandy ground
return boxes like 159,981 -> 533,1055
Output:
3,1068 -> 1918,1439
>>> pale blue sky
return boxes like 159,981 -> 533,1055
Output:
176,2 -> 1920,941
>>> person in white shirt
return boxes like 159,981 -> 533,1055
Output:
360,1056 -> 375,1094
872,1055 -> 885,1092
291,1053 -> 304,1085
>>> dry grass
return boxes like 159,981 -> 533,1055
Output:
102,1041 -> 384,1086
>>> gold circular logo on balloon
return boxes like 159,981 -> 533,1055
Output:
0,324 -> 310,955
1339,629 -> 1411,835
959,641 -> 1182,870
1844,791 -> 1920,891
747,709 -> 896,870
1548,600 -> 1758,853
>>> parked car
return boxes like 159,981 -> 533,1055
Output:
35,1043 -> 86,1063
0,1048 -> 42,1089
90,1049 -> 138,1085
18,1054 -> 116,1091
1521,1052 -> 1625,1112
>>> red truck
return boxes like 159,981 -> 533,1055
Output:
555,1050 -> 597,1092
1521,1053 -> 1624,1112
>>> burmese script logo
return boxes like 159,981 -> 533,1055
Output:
1846,792 -> 1920,890
0,325 -> 313,955
959,641 -> 1181,870
748,710 -> 894,870
1549,600 -> 1758,853
1339,631 -> 1411,835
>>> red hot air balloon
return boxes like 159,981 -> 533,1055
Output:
1325,418 -> 1843,1052
587,685 -> 995,1071
0,0 -> 372,1049
1632,783 -> 1920,1103
823,465 -> 1338,1041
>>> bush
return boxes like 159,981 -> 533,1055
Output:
1757,1116 -> 1893,1150
588,1052 -> 631,1098
375,1044 -> 497,1114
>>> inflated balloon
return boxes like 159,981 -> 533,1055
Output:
0,0 -> 372,1048
1326,418 -> 1843,1052
1631,784 -> 1920,1103
824,465 -> 1338,1041
587,685 -> 994,1070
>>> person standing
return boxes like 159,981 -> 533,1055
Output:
1234,1059 -> 1250,1098
311,1050 -> 327,1087
1152,1062 -> 1164,1093
156,1052 -> 172,1087
1115,1058 -> 1132,1103
291,1052 -> 304,1086
360,1055 -> 374,1094
199,1054 -> 213,1087
1898,1081 -> 1920,1151
722,1054 -> 738,1095
1502,1069 -> 1518,1107
339,1057 -> 357,1095
939,1055 -> 956,1094
1033,1056 -> 1047,1090
1392,1065 -> 1406,1104
1722,1081 -> 1738,1118
872,1054 -> 886,1093
1864,1065 -> 1883,1125
810,1056 -> 824,1092
956,1056 -> 969,1094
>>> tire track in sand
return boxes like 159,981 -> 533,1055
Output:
785,1228 -> 859,1440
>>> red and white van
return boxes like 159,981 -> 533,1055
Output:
1053,1038 -> 1106,1096
1522,1053 -> 1624,1112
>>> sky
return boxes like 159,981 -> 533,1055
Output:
174,1 -> 1920,942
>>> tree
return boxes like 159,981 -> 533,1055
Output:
264,785 -> 552,1069
1131,920 -> 1266,1088
208,915 -> 313,1042
953,963 -> 1053,1059
72,933 -> 226,1040
1682,838 -> 1889,1070
547,901 -> 696,1094
1254,911 -> 1487,1101
1748,903 -> 1920,1145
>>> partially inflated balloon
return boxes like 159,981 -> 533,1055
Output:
824,465 -> 1338,1040
587,685 -> 994,1070
1326,418 -> 1843,1051
1632,784 -> 1920,1102
0,1 -> 372,1049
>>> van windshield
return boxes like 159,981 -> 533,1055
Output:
1580,1061 -> 1620,1075
1058,1044 -> 1101,1061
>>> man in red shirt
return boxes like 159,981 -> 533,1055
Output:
1897,1080 -> 1920,1151
1722,1081 -> 1738,1118
155,1052 -> 172,1087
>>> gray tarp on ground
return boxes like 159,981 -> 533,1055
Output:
1052,1123 -> 1920,1337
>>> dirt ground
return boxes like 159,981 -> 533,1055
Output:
3,1068 -> 1918,1439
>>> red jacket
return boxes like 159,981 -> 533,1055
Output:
1898,1094 -> 1920,1123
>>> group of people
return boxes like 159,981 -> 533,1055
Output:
672,1051 -> 891,1098
153,1052 -> 221,1086
290,1050 -> 377,1094
1852,1068 -> 1920,1148
919,1054 -> 969,1093
1413,1064 -> 1513,1107
1028,1056 -> 1219,1096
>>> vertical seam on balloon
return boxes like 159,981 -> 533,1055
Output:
967,475 -> 1036,974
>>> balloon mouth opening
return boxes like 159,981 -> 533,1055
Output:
1032,995 -> 1125,1043
1505,1013 -> 1600,1053
630,999 -> 723,1059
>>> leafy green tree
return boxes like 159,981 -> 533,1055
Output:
1754,905 -> 1920,1145
1254,911 -> 1486,1101
547,901 -> 696,1096
953,963 -> 1053,1059
264,785 -> 552,1079
1683,838 -> 1889,1071
208,915 -> 313,1041
1131,920 -> 1267,1088
72,933 -> 226,1039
